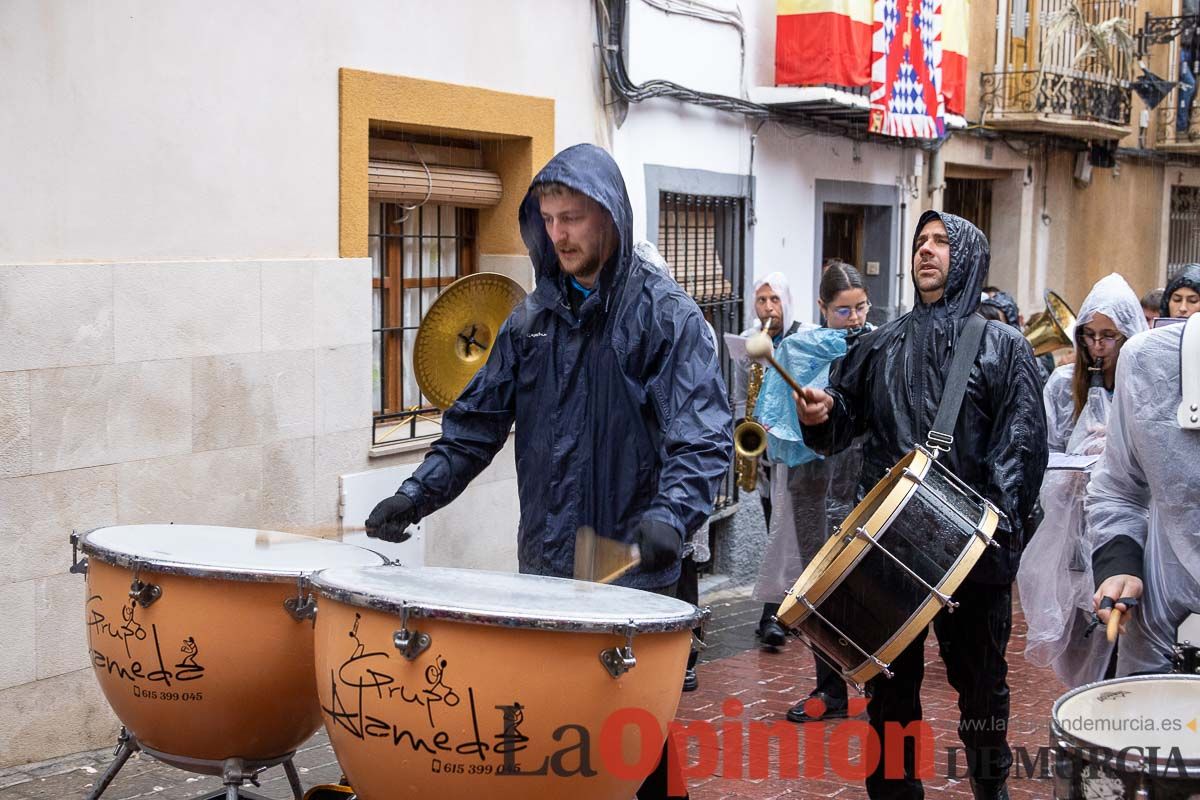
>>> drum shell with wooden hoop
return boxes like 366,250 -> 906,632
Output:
1050,674 -> 1200,798
309,565 -> 702,800
77,525 -> 386,764
775,448 -> 999,685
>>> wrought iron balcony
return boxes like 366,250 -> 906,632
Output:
1155,88 -> 1200,150
980,69 -> 1132,140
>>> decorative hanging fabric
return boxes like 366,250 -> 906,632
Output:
776,0 -> 873,87
868,0 -> 946,138
941,0 -> 970,116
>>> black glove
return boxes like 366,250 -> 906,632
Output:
365,494 -> 418,543
633,519 -> 682,573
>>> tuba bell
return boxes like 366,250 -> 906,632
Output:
1023,290 -> 1076,356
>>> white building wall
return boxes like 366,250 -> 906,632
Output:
0,0 -> 603,263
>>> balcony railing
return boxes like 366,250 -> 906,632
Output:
1155,86 -> 1200,149
985,0 -> 1136,138
981,69 -> 1131,126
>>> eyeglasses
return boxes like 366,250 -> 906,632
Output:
1079,331 -> 1124,345
830,302 -> 871,319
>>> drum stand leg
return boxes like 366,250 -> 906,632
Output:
283,758 -> 303,800
86,727 -> 140,800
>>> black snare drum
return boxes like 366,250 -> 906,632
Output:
775,446 -> 1000,686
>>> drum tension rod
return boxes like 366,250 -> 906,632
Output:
900,467 -> 1000,549
393,602 -> 431,661
69,531 -> 88,575
128,561 -> 162,609
600,622 -> 638,679
851,527 -> 959,611
799,597 -> 893,680
283,576 -> 317,622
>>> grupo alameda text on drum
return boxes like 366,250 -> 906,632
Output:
1057,714 -> 1197,734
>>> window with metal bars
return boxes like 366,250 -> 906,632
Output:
658,191 -> 746,512
1168,185 -> 1200,282
370,201 -> 477,446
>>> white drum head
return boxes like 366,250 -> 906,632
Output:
311,565 -> 703,633
1054,675 -> 1200,761
81,524 -> 386,581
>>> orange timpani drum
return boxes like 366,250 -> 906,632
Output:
74,525 -> 386,768
308,565 -> 703,800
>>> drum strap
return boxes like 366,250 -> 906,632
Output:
926,314 -> 987,457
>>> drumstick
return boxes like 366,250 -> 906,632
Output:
745,332 -> 805,395
598,554 -> 641,585
1107,607 -> 1122,643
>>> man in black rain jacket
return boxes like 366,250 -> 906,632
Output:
797,211 -> 1048,800
366,142 -> 731,588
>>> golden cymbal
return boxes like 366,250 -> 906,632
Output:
413,272 -> 527,410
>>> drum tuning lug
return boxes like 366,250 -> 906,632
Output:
691,631 -> 708,651
69,531 -> 88,575
284,577 -> 317,622
128,579 -> 161,609
600,623 -> 638,679
393,602 -> 430,661
284,595 -> 317,622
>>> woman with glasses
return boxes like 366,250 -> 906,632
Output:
752,261 -> 873,723
1017,273 -> 1147,688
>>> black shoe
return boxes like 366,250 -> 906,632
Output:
682,667 -> 698,692
755,619 -> 787,649
785,692 -> 849,723
969,780 -> 1010,800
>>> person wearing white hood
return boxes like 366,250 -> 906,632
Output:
731,271 -> 804,649
1087,307 -> 1200,677
1016,273 -> 1147,688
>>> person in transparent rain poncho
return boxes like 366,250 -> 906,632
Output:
1087,311 -> 1200,676
1017,273 -> 1147,688
752,262 -> 873,723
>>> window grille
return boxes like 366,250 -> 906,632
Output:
1168,185 -> 1200,282
658,192 -> 747,513
370,202 -> 477,446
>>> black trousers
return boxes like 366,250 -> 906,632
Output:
636,577 -> 691,800
677,556 -> 702,669
865,582 -> 1013,799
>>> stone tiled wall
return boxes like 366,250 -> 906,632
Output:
0,256 -> 521,767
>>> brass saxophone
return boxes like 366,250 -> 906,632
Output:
735,361 -> 769,492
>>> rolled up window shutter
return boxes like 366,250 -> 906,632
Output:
368,160 -> 502,208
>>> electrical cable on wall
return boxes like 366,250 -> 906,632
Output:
393,142 -> 434,225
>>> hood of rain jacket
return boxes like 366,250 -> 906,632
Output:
1161,263 -> 1200,317
801,210 -> 1049,583
399,143 -> 733,589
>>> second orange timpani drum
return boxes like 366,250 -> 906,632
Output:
308,565 -> 703,800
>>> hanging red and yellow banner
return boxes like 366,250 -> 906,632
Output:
868,0 -> 946,138
941,0 -> 970,116
775,0 -> 873,87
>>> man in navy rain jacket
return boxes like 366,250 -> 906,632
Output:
366,142 -> 732,593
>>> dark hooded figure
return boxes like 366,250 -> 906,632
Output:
1160,262 -> 1200,318
366,143 -> 732,592
796,211 -> 1048,800
980,289 -> 1020,328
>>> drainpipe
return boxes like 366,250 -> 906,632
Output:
928,146 -> 946,210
